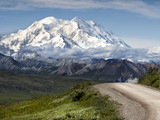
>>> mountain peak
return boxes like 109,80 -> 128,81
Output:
0,16 -> 130,60
72,16 -> 81,20
71,17 -> 85,23
39,16 -> 58,24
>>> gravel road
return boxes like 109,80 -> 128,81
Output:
94,83 -> 160,120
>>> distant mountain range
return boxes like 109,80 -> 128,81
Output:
0,53 -> 152,82
50,59 -> 150,82
0,53 -> 23,71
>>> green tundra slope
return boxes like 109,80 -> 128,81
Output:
0,82 -> 123,120
0,72 -> 86,104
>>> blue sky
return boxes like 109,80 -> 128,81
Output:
0,0 -> 160,48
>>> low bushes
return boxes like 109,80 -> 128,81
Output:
0,81 -> 123,120
139,67 -> 160,89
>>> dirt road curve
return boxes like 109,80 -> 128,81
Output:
94,83 -> 160,120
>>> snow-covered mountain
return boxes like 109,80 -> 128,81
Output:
0,17 -> 130,60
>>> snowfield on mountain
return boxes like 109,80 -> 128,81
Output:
0,17 -> 129,59
0,16 -> 160,63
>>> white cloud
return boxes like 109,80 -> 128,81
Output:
1,0 -> 160,19
0,0 -> 29,10
36,46 -> 160,63
122,37 -> 160,48
148,46 -> 160,55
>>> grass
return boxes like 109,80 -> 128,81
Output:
0,82 -> 123,120
138,67 -> 160,89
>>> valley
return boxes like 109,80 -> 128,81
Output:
0,72 -> 86,104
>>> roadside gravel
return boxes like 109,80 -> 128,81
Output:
94,83 -> 160,120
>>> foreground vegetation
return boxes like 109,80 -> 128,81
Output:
139,67 -> 160,89
0,82 -> 123,120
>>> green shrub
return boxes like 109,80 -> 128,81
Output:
70,90 -> 85,101
152,80 -> 160,88
139,67 -> 160,89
